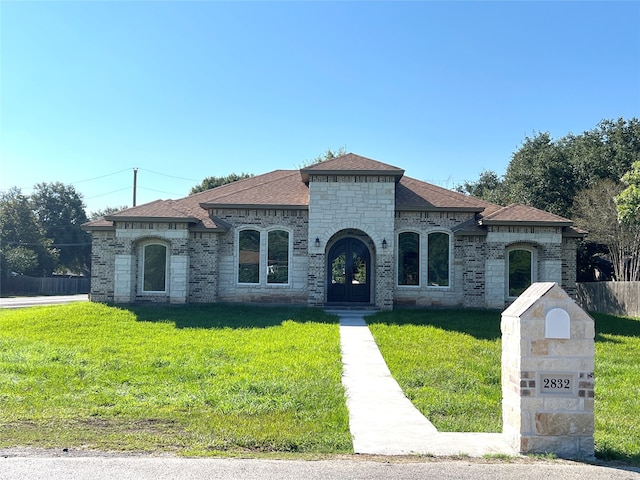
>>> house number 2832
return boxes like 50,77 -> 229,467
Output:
543,378 -> 570,389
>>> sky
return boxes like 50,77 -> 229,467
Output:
1,1 -> 639,216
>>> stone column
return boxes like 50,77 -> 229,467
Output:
114,254 -> 135,303
501,282 -> 595,458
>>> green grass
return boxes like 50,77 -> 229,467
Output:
368,308 -> 640,464
0,303 -> 351,455
368,309 -> 502,432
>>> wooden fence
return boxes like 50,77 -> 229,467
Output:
1,276 -> 90,296
575,281 -> 640,317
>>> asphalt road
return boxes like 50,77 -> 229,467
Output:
0,294 -> 88,309
0,452 -> 639,480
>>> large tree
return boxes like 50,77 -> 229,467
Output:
189,173 -> 253,195
572,180 -> 640,281
459,118 -> 640,219
30,182 -> 90,274
0,188 -> 58,276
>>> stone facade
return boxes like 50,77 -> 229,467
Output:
84,154 -> 584,310
501,283 -> 595,458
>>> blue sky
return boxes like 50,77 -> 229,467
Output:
2,1 -> 639,215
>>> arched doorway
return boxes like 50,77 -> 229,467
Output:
327,237 -> 371,303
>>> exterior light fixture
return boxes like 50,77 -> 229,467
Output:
315,237 -> 320,248
382,239 -> 387,249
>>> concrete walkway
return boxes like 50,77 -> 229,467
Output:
333,309 -> 517,457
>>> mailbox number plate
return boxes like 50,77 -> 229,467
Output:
539,373 -> 575,395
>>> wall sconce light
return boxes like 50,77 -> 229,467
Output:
382,239 -> 387,249
315,237 -> 320,248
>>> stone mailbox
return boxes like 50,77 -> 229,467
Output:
501,282 -> 595,458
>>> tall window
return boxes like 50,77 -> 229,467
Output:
143,244 -> 167,292
427,232 -> 449,287
508,249 -> 533,297
267,230 -> 289,284
239,229 -> 260,284
398,232 -> 420,285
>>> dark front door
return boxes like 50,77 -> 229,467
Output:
327,238 -> 371,303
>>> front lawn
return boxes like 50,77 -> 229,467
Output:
0,303 -> 351,455
368,309 -> 640,464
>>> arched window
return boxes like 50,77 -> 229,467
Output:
239,229 -> 260,284
427,232 -> 450,287
508,248 -> 534,297
398,232 -> 420,286
267,230 -> 289,284
142,243 -> 167,292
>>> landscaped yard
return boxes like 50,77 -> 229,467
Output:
0,303 -> 351,455
1,303 -> 638,464
368,309 -> 640,464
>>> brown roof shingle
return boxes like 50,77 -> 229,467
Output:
479,203 -> 573,225
81,153 -> 579,233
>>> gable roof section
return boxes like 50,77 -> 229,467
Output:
396,176 -> 494,212
199,170 -> 308,209
82,153 -> 583,234
479,203 -> 573,226
300,153 -> 405,182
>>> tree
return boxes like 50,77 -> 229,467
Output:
455,169 -> 506,204
0,188 -> 58,276
616,160 -> 640,225
30,182 -> 90,274
501,132 -> 576,217
572,180 -> 640,281
299,147 -> 347,168
189,173 -> 253,195
89,205 -> 129,221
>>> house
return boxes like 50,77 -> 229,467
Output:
82,153 -> 585,310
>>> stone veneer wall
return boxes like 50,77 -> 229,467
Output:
88,222 -> 191,303
485,226 -> 565,309
307,175 -> 396,310
210,208 -> 309,304
501,283 -> 595,457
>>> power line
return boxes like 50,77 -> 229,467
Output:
138,186 -> 184,196
137,168 -> 199,182
85,187 -> 131,200
70,168 -> 131,184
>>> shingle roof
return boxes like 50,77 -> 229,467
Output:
82,153 -> 580,234
300,153 -> 405,182
479,203 -> 573,226
396,176 -> 493,212
199,170 -> 308,209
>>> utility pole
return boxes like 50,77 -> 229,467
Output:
133,168 -> 138,207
